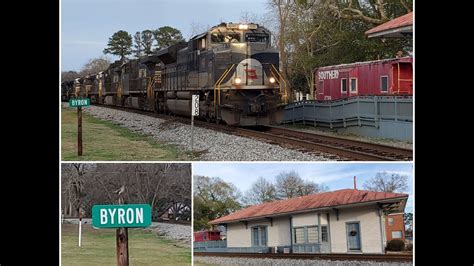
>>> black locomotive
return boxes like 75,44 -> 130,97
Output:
62,22 -> 288,126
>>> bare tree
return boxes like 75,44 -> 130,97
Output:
268,0 -> 295,100
188,21 -> 210,39
61,163 -> 96,217
276,170 -> 301,198
61,71 -> 81,82
275,170 -> 329,199
79,57 -> 111,76
62,163 -> 191,222
363,171 -> 408,192
243,177 -> 278,205
324,0 -> 412,25
300,180 -> 329,195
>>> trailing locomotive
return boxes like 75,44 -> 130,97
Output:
63,22 -> 287,126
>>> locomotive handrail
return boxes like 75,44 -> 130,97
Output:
117,82 -> 123,98
214,64 -> 236,118
270,64 -> 289,104
146,76 -> 156,98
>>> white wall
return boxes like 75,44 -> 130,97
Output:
329,205 -> 384,254
292,212 -> 328,227
226,217 -> 291,247
225,205 -> 384,254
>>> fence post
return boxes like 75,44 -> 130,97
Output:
357,98 -> 361,127
395,96 -> 398,122
329,104 -> 332,129
374,96 -> 379,129
302,104 -> 305,125
313,103 -> 317,127
342,101 -> 346,128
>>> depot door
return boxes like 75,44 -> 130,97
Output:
346,222 -> 361,251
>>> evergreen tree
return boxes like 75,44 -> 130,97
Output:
103,30 -> 133,60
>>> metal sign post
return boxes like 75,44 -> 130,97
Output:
78,106 -> 83,156
191,95 -> 199,158
69,98 -> 90,156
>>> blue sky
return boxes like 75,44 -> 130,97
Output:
61,0 -> 269,71
193,162 -> 414,213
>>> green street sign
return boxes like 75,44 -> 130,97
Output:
69,98 -> 90,107
92,204 -> 152,228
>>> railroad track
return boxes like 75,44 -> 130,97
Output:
88,104 -> 412,161
194,252 -> 413,262
235,126 -> 413,161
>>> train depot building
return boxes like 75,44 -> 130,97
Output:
208,189 -> 408,254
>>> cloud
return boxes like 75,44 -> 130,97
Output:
62,40 -> 105,46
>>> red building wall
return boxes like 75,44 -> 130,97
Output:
314,57 -> 413,101
193,230 -> 221,242
385,213 -> 406,242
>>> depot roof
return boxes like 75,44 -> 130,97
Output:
365,12 -> 413,38
210,189 -> 408,224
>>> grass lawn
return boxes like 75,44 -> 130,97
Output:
61,107 -> 188,160
62,223 -> 191,265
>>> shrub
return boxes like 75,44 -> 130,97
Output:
386,239 -> 405,251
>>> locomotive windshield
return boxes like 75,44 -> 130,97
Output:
211,32 -> 241,43
245,33 -> 269,43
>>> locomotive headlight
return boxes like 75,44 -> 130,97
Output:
234,77 -> 242,85
269,77 -> 276,84
238,24 -> 249,30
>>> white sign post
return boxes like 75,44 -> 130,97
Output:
78,218 -> 82,247
191,95 -> 199,157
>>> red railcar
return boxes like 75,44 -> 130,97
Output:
193,230 -> 221,242
314,57 -> 413,101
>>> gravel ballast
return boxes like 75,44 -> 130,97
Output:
78,105 -> 332,161
194,256 -> 413,266
147,222 -> 191,247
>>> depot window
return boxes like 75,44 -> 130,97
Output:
321,226 -> 328,242
294,226 -> 319,244
388,217 -> 394,226
350,78 -> 357,92
380,76 -> 388,92
307,226 -> 318,243
294,227 -> 305,243
392,231 -> 402,239
251,226 -> 268,247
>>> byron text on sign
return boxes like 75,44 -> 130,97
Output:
92,204 -> 151,228
69,98 -> 91,107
